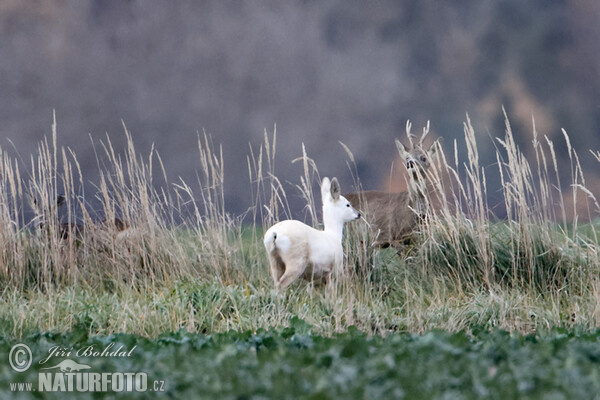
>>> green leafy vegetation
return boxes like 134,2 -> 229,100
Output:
3,323 -> 600,399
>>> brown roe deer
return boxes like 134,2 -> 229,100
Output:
34,194 -> 129,241
345,121 -> 439,248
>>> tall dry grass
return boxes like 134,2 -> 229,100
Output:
1,112 -> 600,336
373,112 -> 600,305
0,114 -> 248,290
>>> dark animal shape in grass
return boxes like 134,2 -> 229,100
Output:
36,194 -> 129,240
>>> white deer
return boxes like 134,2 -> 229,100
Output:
263,177 -> 360,289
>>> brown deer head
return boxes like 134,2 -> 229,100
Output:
395,120 -> 439,182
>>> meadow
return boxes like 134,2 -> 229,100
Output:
1,114 -> 600,398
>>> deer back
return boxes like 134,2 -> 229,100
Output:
345,190 -> 420,245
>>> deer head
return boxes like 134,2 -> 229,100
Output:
321,177 -> 361,233
395,120 -> 439,181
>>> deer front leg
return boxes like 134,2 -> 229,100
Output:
324,256 -> 345,295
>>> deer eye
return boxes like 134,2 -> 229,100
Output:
346,204 -> 350,207
420,156 -> 427,162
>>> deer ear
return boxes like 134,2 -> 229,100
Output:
321,177 -> 331,200
330,177 -> 341,201
427,139 -> 441,161
395,139 -> 409,159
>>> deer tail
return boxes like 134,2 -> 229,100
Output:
263,230 -> 277,254
263,230 -> 291,254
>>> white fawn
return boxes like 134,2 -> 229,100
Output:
345,121 -> 439,248
263,177 -> 360,289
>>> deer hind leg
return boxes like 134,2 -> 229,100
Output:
268,252 -> 286,286
276,260 -> 306,290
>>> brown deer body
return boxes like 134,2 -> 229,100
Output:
345,121 -> 439,248
36,194 -> 129,241
344,190 -> 419,247
58,217 -> 128,241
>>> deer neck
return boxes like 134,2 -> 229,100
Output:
322,212 -> 344,242
407,178 -> 430,217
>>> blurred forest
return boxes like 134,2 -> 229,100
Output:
1,0 -> 599,218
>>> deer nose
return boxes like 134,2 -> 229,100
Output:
407,160 -> 415,169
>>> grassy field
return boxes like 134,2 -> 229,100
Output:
1,115 -> 600,397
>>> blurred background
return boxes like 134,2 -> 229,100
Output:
1,0 -> 599,218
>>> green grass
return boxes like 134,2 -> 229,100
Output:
1,226 -> 599,339
1,115 -> 600,397
0,115 -> 599,339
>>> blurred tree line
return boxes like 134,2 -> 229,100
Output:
0,0 -> 598,216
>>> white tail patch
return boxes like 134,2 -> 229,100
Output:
263,230 -> 291,254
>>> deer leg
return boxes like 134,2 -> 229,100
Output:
276,263 -> 305,290
268,254 -> 285,286
325,257 -> 346,294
